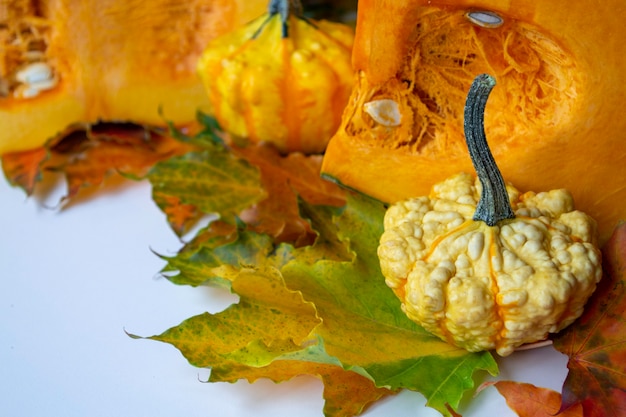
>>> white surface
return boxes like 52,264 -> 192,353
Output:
0,176 -> 570,417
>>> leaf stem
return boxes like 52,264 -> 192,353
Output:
268,0 -> 303,37
464,74 -> 515,226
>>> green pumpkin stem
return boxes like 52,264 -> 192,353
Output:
268,0 -> 303,37
464,74 -> 515,226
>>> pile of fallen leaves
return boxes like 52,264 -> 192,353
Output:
2,115 -> 625,417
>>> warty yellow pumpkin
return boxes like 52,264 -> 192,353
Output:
378,75 -> 602,356
196,0 -> 354,154
0,0 -> 267,155
321,0 -> 626,244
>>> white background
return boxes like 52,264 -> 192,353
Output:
0,175 -> 570,417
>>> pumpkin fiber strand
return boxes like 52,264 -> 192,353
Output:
464,74 -> 514,226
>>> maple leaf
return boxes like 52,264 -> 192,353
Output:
148,115 -> 345,244
236,144 -> 346,246
1,145 -> 49,194
144,193 -> 498,417
211,352 -> 394,417
159,202 -> 350,288
159,220 -> 280,287
490,381 -> 583,417
552,222 -> 626,417
279,193 -> 498,415
1,122 -> 192,203
147,144 -> 267,231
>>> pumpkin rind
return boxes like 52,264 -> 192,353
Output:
0,0 -> 267,154
321,0 -> 626,243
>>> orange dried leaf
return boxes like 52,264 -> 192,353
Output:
493,381 -> 583,417
1,145 -> 48,194
212,361 -> 394,417
236,144 -> 345,207
51,126 -> 191,200
2,123 -> 193,203
235,143 -> 345,245
152,192 -> 202,237
553,222 -> 626,417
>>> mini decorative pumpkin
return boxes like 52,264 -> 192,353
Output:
196,0 -> 354,154
0,0 -> 267,154
378,75 -> 602,356
321,0 -> 626,244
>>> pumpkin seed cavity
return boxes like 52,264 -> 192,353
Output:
0,4 -> 58,99
350,7 -> 580,157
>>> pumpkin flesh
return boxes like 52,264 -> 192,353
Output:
321,0 -> 626,243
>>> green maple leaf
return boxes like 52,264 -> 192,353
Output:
280,194 -> 498,414
142,193 -> 498,417
147,142 -> 267,229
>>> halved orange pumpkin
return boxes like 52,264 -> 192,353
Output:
0,0 -> 267,154
321,0 -> 626,243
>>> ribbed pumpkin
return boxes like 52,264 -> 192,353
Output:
197,0 -> 354,154
0,0 -> 267,154
321,0 -> 626,244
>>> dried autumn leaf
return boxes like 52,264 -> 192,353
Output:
492,381 -> 583,417
235,143 -> 346,207
1,122 -> 191,203
149,116 -> 346,244
280,194 -> 498,415
159,202 -> 350,288
56,126 -> 190,200
145,193 -> 498,417
553,222 -> 626,417
1,145 -> 48,194
160,222 -> 279,287
147,144 -> 267,232
143,260 -> 392,416
236,143 -> 346,245
211,355 -> 394,417
140,265 -> 323,375
151,193 -> 201,237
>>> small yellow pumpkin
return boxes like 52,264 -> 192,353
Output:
197,0 -> 354,154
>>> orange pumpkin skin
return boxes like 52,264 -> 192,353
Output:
321,0 -> 626,244
0,0 -> 267,154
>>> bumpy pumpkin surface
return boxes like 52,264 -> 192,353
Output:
321,0 -> 626,243
197,0 -> 354,154
378,172 -> 602,356
0,0 -> 267,154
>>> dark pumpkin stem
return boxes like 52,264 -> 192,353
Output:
464,74 -> 515,226
268,0 -> 303,37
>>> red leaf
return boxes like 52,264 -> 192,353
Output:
493,381 -> 583,417
553,222 -> 626,417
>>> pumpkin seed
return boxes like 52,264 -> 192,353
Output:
465,10 -> 504,28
